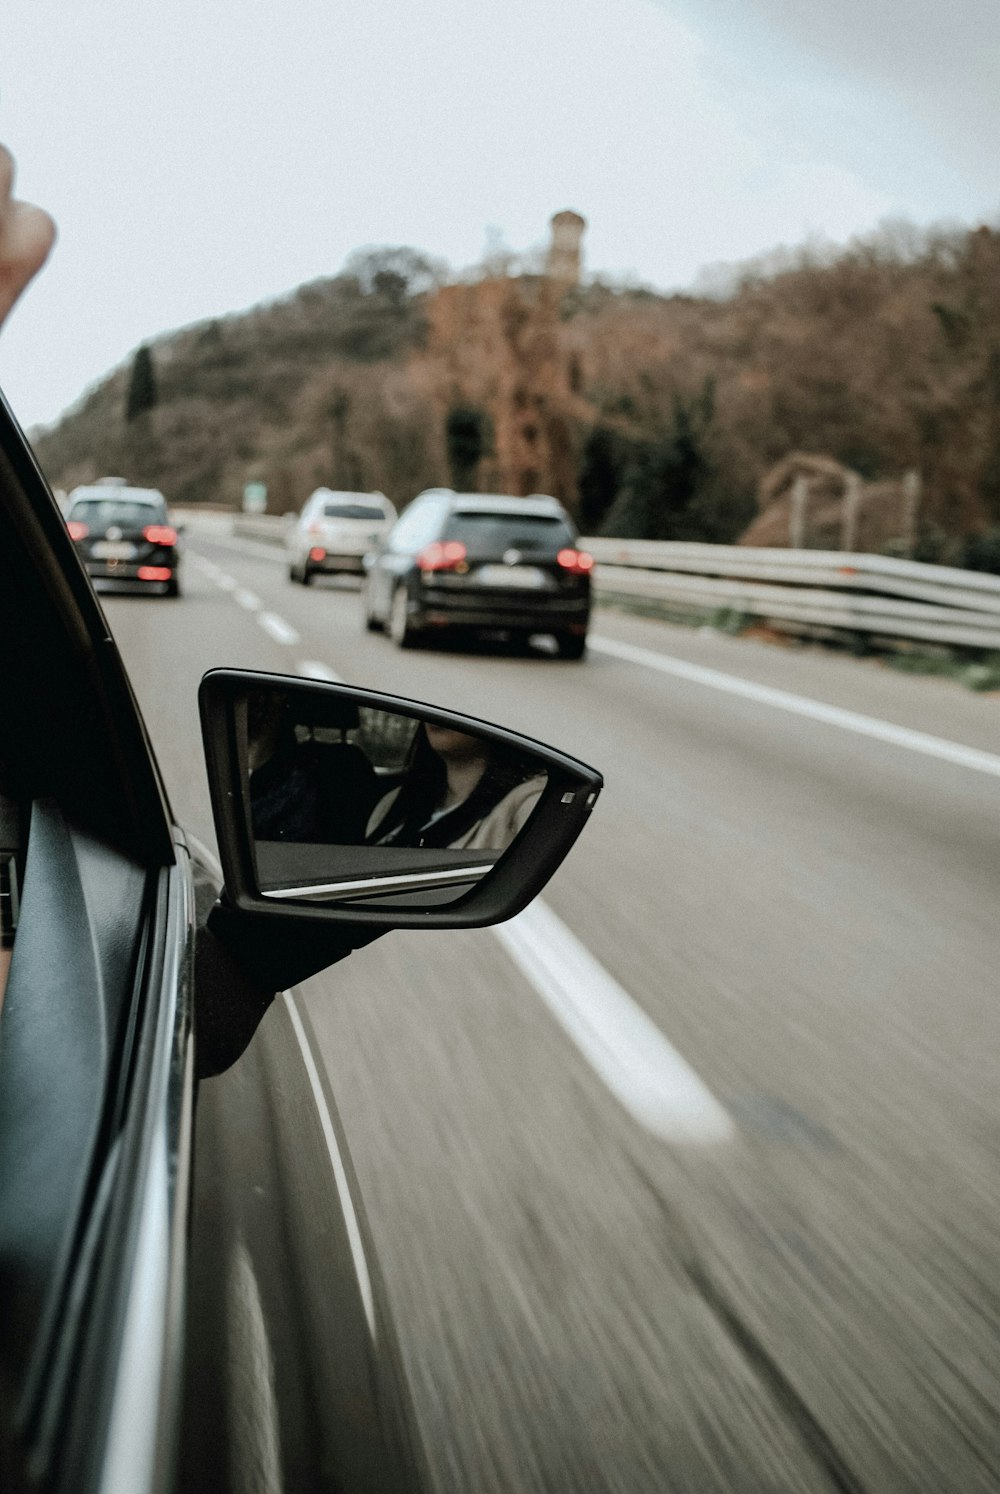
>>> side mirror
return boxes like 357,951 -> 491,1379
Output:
199,669 -> 602,935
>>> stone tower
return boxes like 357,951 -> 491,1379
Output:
546,210 -> 586,287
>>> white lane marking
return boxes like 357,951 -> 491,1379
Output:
298,660 -> 343,683
284,994 -> 376,1338
235,588 -> 261,611
590,634 -> 1000,780
258,612 -> 300,646
494,899 -> 733,1145
216,573 -> 237,591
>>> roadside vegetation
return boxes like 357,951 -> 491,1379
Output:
32,220 -> 1000,571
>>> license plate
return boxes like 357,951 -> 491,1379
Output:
475,565 -> 547,588
92,540 -> 136,559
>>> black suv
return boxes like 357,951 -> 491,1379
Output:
362,491 -> 593,658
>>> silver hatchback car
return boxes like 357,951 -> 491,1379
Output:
288,488 -> 397,584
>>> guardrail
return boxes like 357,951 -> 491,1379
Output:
585,539 -> 1000,652
222,514 -> 1000,651
231,514 -> 293,544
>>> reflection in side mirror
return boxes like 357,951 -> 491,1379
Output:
247,687 -> 547,907
200,670 -> 602,930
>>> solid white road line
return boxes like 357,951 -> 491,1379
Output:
494,899 -> 733,1145
258,612 -> 300,646
284,994 -> 376,1337
590,634 -> 1000,780
234,588 -> 261,611
298,660 -> 344,682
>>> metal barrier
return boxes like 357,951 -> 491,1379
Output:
583,539 -> 1000,651
231,514 -> 292,544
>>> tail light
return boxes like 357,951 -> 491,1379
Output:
557,548 -> 594,575
67,520 -> 89,541
417,540 -> 467,572
309,546 -> 326,562
137,566 -> 173,581
143,524 -> 178,546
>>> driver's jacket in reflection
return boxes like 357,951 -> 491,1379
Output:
367,774 -> 545,852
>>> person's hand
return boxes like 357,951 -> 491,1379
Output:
0,144 -> 55,329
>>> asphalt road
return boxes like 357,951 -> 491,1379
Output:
103,517 -> 1000,1492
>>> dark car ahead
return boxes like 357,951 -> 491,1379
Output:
362,490 -> 593,658
65,480 -> 181,596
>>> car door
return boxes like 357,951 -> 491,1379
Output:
0,393 -> 194,1494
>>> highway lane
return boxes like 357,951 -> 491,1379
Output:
102,521 -> 1000,1491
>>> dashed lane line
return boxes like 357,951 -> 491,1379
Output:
494,899 -> 734,1145
234,588 -> 261,611
258,612 -> 300,646
590,634 -> 1000,781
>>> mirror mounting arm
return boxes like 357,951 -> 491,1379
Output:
208,895 -> 385,990
200,895 -> 385,1067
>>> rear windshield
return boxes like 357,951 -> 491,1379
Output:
68,500 -> 165,528
322,503 -> 387,520
447,512 -> 575,551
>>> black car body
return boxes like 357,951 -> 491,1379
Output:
65,480 -> 181,596
0,396 -> 600,1494
363,490 -> 593,657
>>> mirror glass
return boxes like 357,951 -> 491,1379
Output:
240,685 -> 549,907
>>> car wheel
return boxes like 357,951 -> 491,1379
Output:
556,632 -> 587,660
389,585 -> 421,648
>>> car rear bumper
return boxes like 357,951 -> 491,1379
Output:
85,558 -> 178,587
415,589 -> 590,633
307,554 -> 366,575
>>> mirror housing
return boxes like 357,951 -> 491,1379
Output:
199,669 -> 602,935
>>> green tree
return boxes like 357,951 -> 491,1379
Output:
125,344 -> 158,423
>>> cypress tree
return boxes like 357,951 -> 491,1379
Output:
125,344 -> 158,423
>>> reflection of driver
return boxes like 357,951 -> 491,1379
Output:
366,724 -> 544,851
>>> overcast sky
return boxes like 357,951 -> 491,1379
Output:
2,0 -> 997,429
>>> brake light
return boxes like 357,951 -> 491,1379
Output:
417,540 -> 467,572
67,520 -> 88,541
143,524 -> 177,546
309,546 -> 326,562
137,566 -> 173,581
557,548 -> 594,575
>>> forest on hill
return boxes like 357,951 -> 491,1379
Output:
32,220 -> 1000,568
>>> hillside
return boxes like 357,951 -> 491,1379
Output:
31,222 -> 1000,564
